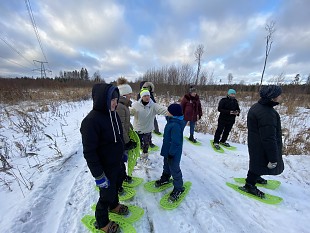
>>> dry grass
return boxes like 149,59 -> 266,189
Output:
1,84 -> 309,155
194,93 -> 310,155
0,87 -> 91,105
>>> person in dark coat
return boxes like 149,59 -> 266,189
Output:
241,85 -> 284,198
80,83 -> 129,232
180,86 -> 202,143
155,103 -> 186,202
213,89 -> 240,150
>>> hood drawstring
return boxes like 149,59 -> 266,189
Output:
109,110 -> 117,143
114,111 -> 121,135
109,110 -> 121,143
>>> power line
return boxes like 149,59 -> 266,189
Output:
0,36 -> 37,67
0,55 -> 33,70
24,0 -> 51,71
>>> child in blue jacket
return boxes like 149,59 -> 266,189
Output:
155,103 -> 186,202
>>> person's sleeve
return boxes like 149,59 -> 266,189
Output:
218,99 -> 230,114
258,113 -> 279,162
80,119 -> 105,179
155,103 -> 168,115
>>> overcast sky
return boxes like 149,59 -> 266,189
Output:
0,0 -> 309,84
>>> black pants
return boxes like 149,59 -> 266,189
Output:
154,117 -> 160,133
137,132 -> 152,153
214,120 -> 234,143
118,161 -> 126,187
95,166 -> 121,228
245,170 -> 261,186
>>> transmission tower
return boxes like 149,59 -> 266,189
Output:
33,60 -> 51,78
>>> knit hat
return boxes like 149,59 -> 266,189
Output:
189,86 -> 196,93
228,89 -> 236,95
118,84 -> 132,96
260,85 -> 282,99
140,89 -> 150,98
168,103 -> 183,116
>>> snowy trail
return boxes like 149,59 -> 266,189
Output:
3,147 -> 86,233
2,110 -> 310,233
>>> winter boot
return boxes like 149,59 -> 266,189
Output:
220,142 -> 231,147
124,175 -> 132,183
110,204 -> 129,215
188,135 -> 197,143
213,142 -> 221,150
239,183 -> 265,198
155,174 -> 171,187
256,176 -> 267,185
95,221 -> 120,233
169,187 -> 185,202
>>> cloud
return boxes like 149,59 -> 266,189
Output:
0,0 -> 309,83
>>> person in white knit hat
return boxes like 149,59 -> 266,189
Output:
131,89 -> 167,165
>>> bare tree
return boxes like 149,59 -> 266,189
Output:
291,74 -> 300,85
179,64 -> 194,85
195,44 -> 204,85
207,70 -> 215,85
227,73 -> 233,84
260,21 -> 276,86
274,72 -> 286,85
92,71 -> 104,83
306,74 -> 310,85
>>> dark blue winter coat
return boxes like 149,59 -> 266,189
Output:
247,98 -> 284,175
218,96 -> 240,124
80,83 -> 124,179
160,116 -> 186,159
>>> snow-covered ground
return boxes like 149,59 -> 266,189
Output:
0,100 -> 310,233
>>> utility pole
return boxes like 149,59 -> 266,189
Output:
33,60 -> 51,78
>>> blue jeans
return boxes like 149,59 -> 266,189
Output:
162,156 -> 183,190
184,121 -> 196,137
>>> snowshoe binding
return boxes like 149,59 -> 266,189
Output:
239,183 -> 265,199
155,176 -> 171,187
169,187 -> 185,202
213,142 -> 221,150
188,136 -> 197,143
95,221 -> 120,233
220,142 -> 230,147
256,177 -> 267,185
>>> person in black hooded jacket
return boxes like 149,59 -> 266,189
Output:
80,83 -> 128,233
241,85 -> 284,198
213,89 -> 240,150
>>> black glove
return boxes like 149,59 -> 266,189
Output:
125,140 -> 137,150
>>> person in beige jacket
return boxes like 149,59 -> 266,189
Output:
131,89 -> 167,164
